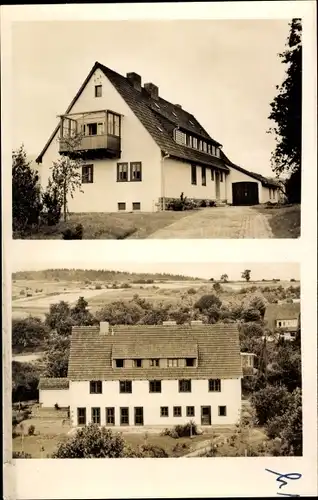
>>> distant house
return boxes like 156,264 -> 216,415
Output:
240,352 -> 257,376
39,321 -> 243,427
36,61 -> 279,213
264,303 -> 300,341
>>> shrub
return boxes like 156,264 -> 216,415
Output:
13,451 -> 32,459
54,403 -> 60,410
28,424 -> 35,436
194,294 -> 222,312
61,224 -> 83,240
200,199 -> 207,207
138,444 -> 168,458
162,421 -> 198,438
167,199 -> 185,211
95,284 -> 102,290
251,384 -> 292,426
209,200 -> 216,207
42,179 -> 62,226
187,288 -> 197,295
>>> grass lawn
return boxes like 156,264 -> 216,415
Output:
13,433 -> 69,458
124,432 -> 215,457
14,211 -> 193,240
253,204 -> 300,238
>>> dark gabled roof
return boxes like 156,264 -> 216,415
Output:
68,324 -> 242,381
38,378 -> 69,390
264,303 -> 300,330
36,62 -> 228,171
220,150 -> 279,188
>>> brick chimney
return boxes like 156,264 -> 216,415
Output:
144,82 -> 159,100
126,72 -> 142,91
100,322 -> 110,335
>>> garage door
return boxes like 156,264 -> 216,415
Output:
232,182 -> 259,206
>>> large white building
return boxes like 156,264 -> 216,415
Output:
36,62 -> 279,213
264,302 -> 300,341
39,321 -> 243,428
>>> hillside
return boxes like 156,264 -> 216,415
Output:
12,268 -> 201,283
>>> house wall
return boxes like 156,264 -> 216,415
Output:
163,158 -> 227,202
38,68 -> 162,212
276,319 -> 298,328
261,185 -> 278,204
69,378 -> 242,427
39,389 -> 69,408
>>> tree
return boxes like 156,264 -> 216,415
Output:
12,316 -> 48,353
70,297 -> 96,325
42,177 -> 63,226
12,145 -> 42,232
50,154 -> 83,222
12,361 -> 40,402
44,333 -> 70,378
52,424 -> 134,458
268,19 -> 302,201
194,294 -> 222,312
251,384 -> 292,426
241,269 -> 251,282
45,301 -> 73,336
241,308 -> 261,323
220,274 -> 228,283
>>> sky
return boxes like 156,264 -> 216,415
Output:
11,19 -> 289,176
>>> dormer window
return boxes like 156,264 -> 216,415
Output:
172,111 -> 177,117
133,359 -> 142,368
150,359 -> 160,367
186,358 -> 196,367
116,359 -> 124,368
154,102 -> 160,109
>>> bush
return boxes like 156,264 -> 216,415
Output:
95,284 -> 102,290
54,403 -> 60,410
200,199 -> 207,207
209,200 -> 216,207
138,444 -> 168,458
13,451 -> 32,459
194,294 -> 222,312
42,179 -> 62,226
162,421 -> 198,438
187,288 -> 197,295
61,224 -> 83,240
28,424 -> 35,436
251,384 -> 292,426
167,199 -> 185,211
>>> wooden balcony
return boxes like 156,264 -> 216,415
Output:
59,134 -> 121,160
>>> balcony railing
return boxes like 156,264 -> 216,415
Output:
59,134 -> 121,159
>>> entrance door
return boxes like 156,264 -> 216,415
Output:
201,406 -> 211,425
215,171 -> 220,200
134,407 -> 144,426
232,182 -> 259,205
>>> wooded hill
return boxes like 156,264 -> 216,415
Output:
12,269 -> 201,283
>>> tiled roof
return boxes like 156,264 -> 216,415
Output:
38,378 -> 69,390
264,303 -> 300,330
68,324 -> 242,381
36,62 -> 229,171
112,341 -> 198,359
220,151 -> 279,188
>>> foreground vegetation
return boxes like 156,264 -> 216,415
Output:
253,204 -> 300,238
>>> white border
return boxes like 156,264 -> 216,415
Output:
1,2 -> 317,499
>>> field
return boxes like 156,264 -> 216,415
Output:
12,278 -> 300,320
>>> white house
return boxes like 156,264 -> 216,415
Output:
264,303 -> 300,341
39,321 -> 243,427
38,378 -> 69,408
36,61 -> 279,213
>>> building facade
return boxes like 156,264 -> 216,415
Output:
264,303 -> 300,341
36,62 -> 279,213
39,321 -> 243,428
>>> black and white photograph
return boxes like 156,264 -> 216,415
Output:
1,1 -> 317,499
11,260 -> 301,459
11,18 -> 301,240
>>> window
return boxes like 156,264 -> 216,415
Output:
191,165 -> 197,185
278,321 -> 282,327
211,169 -> 215,181
133,359 -> 142,368
150,358 -> 160,367
216,148 -> 221,158
207,144 -> 212,154
117,202 -> 126,211
167,358 -> 178,367
209,379 -> 221,392
89,380 -> 102,394
149,380 -> 161,393
106,407 -> 115,425
134,407 -> 144,426
186,406 -> 195,417
132,202 -> 141,211
87,123 -> 97,136
203,142 -> 207,153
198,140 -> 202,151
117,163 -> 128,182
120,407 -> 129,425
116,358 -> 124,367
154,102 -> 160,109
186,358 -> 196,367
77,407 -> 86,426
179,379 -> 192,393
160,406 -> 169,417
173,406 -> 182,417
130,162 -> 142,181
202,166 -> 206,186
187,135 -> 193,148
97,122 -> 104,135
95,85 -> 102,97
82,165 -> 94,184
107,112 -> 120,136
91,407 -> 101,424
218,406 -> 227,417
119,380 -> 132,393
269,189 -> 272,199
212,145 -> 216,156
193,137 -> 198,149
220,172 -> 224,182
